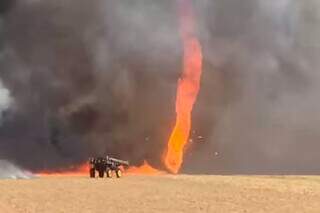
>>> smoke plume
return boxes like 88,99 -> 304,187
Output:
186,0 -> 320,174
1,0 -> 320,174
0,0 -> 180,171
0,160 -> 33,179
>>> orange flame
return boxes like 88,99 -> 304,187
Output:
125,161 -> 165,175
38,164 -> 89,177
164,0 -> 203,174
38,162 -> 165,177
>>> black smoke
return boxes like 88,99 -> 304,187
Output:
185,0 -> 320,174
0,0 -> 181,171
1,0 -> 320,174
0,0 -> 15,14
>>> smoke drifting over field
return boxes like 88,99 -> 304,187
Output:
0,0 -> 320,173
0,160 -> 32,179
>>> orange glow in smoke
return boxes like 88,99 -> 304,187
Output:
164,0 -> 203,174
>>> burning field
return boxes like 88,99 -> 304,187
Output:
1,1 -> 320,212
1,0 -> 320,211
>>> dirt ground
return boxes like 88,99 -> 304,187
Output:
0,175 -> 320,213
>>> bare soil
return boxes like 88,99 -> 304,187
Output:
0,175 -> 320,213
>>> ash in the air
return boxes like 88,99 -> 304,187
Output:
0,160 -> 33,179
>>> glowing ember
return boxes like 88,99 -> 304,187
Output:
125,161 -> 165,175
164,0 -> 203,174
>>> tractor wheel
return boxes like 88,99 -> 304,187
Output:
106,169 -> 112,178
98,169 -> 104,178
89,168 -> 95,178
115,169 -> 122,178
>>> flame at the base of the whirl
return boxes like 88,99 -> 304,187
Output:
38,161 -> 165,177
125,161 -> 165,175
164,0 -> 203,174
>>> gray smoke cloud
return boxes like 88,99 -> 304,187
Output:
185,0 -> 320,174
1,0 -> 320,174
0,0 -> 180,171
0,160 -> 33,179
0,80 -> 11,118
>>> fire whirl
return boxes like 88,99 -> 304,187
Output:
164,0 -> 203,174
37,0 -> 202,177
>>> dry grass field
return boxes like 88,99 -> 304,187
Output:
0,175 -> 320,213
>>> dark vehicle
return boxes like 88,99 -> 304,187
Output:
89,156 -> 129,178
